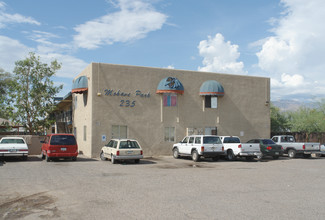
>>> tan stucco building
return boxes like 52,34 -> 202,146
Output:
72,63 -> 270,158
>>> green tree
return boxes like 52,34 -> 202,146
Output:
0,68 -> 13,119
270,104 -> 289,133
287,106 -> 323,141
7,52 -> 63,134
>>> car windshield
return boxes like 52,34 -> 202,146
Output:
119,141 -> 140,149
262,139 -> 275,145
50,135 -> 76,145
223,137 -> 240,143
203,136 -> 221,144
0,139 -> 25,144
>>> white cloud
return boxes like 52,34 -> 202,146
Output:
0,1 -> 40,28
38,53 -> 88,78
272,73 -> 304,88
256,0 -> 325,100
73,0 -> 167,49
198,33 -> 245,74
0,35 -> 32,72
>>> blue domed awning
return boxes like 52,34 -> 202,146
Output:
156,77 -> 184,94
72,76 -> 88,94
199,80 -> 224,96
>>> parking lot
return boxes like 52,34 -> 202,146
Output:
1,155 -> 325,220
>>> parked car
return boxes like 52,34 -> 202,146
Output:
172,135 -> 224,162
100,139 -> 143,164
271,135 -> 320,158
220,136 -> 262,161
41,134 -> 78,162
247,139 -> 283,159
0,137 -> 28,160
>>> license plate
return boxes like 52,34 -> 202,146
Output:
275,152 -> 279,155
9,149 -> 17,152
61,148 -> 67,151
127,151 -> 133,154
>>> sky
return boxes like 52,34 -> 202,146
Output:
0,0 -> 324,102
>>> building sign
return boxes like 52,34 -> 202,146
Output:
104,89 -> 150,107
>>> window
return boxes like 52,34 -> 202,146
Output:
50,135 -> 76,145
74,96 -> 77,109
187,128 -> 204,136
83,126 -> 87,141
187,127 -> 216,135
205,127 -> 217,135
195,137 -> 201,144
106,140 -> 114,147
181,137 -> 189,143
224,137 -> 241,143
189,137 -> 194,144
205,96 -> 217,108
163,94 -> 177,107
112,125 -> 127,139
119,141 -> 140,149
164,127 -> 175,142
203,136 -> 221,144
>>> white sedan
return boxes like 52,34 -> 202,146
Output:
100,139 -> 143,164
0,137 -> 29,160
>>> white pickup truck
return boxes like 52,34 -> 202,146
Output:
172,135 -> 224,162
0,137 -> 29,160
271,135 -> 320,158
220,136 -> 261,161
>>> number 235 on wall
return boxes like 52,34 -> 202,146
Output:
120,100 -> 136,107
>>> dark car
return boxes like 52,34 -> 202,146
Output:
247,139 -> 283,159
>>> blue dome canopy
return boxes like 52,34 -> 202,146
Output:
156,77 -> 184,94
72,76 -> 88,94
199,80 -> 224,96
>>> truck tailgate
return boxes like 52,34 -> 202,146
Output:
241,143 -> 260,152
305,143 -> 320,151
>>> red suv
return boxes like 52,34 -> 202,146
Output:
41,134 -> 78,162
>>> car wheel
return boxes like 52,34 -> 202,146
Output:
192,150 -> 200,162
41,151 -> 45,160
72,157 -> 77,161
226,150 -> 235,161
173,148 -> 179,159
212,156 -> 219,161
273,155 -> 279,159
46,154 -> 50,162
135,159 -> 140,164
100,151 -> 106,161
111,155 -> 116,164
288,149 -> 296,158
246,156 -> 254,161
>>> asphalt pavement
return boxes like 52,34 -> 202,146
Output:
1,155 -> 325,219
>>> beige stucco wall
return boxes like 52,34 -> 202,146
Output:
72,65 -> 93,156
73,63 -> 270,158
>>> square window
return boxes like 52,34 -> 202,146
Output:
112,125 -> 127,139
164,127 -> 175,142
